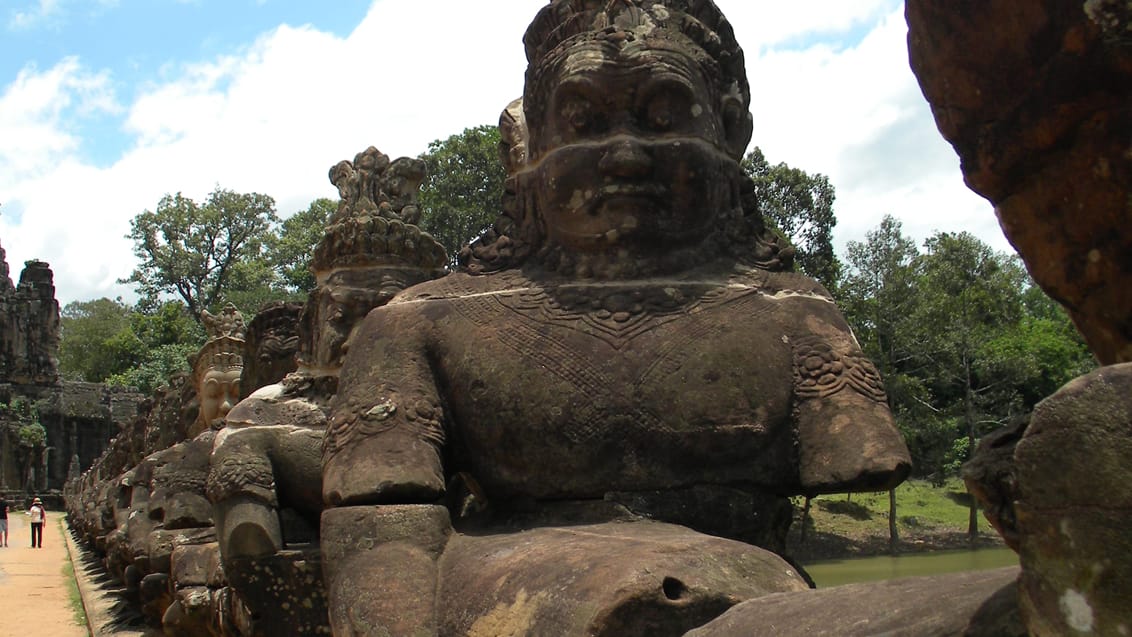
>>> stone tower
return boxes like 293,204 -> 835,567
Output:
0,241 -> 60,386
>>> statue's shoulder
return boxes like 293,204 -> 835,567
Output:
390,270 -> 531,305
730,267 -> 834,302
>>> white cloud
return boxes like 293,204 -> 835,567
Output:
735,6 -> 1009,257
0,0 -> 1015,307
0,57 -> 119,184
720,0 -> 897,50
8,0 -> 62,30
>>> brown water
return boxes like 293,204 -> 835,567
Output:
805,547 -> 1019,588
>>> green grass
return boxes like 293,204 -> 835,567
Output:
799,478 -> 982,538
56,518 -> 87,627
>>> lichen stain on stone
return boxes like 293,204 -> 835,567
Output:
1060,588 -> 1095,633
468,589 -> 547,637
365,400 -> 396,420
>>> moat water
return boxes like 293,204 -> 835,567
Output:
806,547 -> 1019,588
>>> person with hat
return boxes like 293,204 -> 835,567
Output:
27,497 -> 45,548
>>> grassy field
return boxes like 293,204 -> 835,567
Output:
786,478 -> 1006,562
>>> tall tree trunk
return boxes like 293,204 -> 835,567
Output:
965,360 -> 979,539
888,488 -> 899,553
800,496 -> 812,544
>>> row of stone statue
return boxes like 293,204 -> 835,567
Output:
65,1 -> 1129,635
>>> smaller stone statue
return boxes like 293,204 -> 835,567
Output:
207,147 -> 446,635
188,304 -> 245,438
240,301 -> 302,400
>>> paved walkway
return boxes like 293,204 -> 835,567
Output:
0,511 -> 87,636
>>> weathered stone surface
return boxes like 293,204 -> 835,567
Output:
320,1 -> 909,634
906,0 -> 1132,364
320,504 -> 452,585
438,520 -> 808,637
139,572 -> 173,624
0,250 -> 60,385
147,527 -> 217,575
686,566 -> 1024,637
240,301 -> 301,400
1013,363 -> 1132,636
224,549 -> 330,636
148,435 -> 214,530
162,586 -> 217,637
962,416 -> 1028,552
170,542 -> 220,588
190,304 -> 246,438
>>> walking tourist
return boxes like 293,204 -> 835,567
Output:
0,495 -> 8,546
27,497 -> 45,548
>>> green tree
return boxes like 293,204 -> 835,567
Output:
120,187 -> 280,323
418,125 -> 506,259
58,297 -> 141,383
742,148 -> 840,290
840,216 -> 955,483
130,300 -> 205,350
106,343 -> 198,394
840,215 -> 919,378
265,197 -> 335,294
906,232 -> 1030,536
58,296 -> 204,391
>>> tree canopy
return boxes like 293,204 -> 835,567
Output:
120,187 -> 279,323
417,125 -> 506,259
60,297 -> 204,393
839,217 -> 1094,492
265,197 -> 335,294
742,147 -> 840,290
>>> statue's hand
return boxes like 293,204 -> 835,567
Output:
207,383 -> 327,561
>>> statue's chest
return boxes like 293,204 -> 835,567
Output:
433,281 -> 795,444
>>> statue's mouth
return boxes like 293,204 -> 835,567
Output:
595,184 -> 665,202
588,184 -> 666,218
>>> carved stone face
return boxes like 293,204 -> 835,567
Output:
530,42 -> 736,254
308,268 -> 412,369
199,368 -> 241,425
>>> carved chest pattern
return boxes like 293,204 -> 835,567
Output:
441,273 -> 779,444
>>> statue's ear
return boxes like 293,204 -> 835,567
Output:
722,100 -> 753,159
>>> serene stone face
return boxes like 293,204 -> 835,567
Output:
531,43 -> 734,254
198,369 -> 241,426
306,268 -> 416,371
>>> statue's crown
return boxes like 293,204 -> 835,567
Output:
194,303 -> 246,379
314,146 -> 448,275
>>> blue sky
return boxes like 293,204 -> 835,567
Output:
2,0 -> 371,167
0,0 -> 1006,306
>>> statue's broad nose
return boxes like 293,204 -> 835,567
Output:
599,139 -> 652,178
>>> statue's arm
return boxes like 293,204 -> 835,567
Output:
790,309 -> 912,494
322,304 -> 446,505
321,304 -> 451,636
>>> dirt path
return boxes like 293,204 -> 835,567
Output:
0,511 -> 87,636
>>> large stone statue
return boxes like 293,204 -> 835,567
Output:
207,147 -> 446,635
320,1 -> 911,635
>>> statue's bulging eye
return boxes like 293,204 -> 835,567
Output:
644,92 -> 683,132
560,96 -> 599,135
